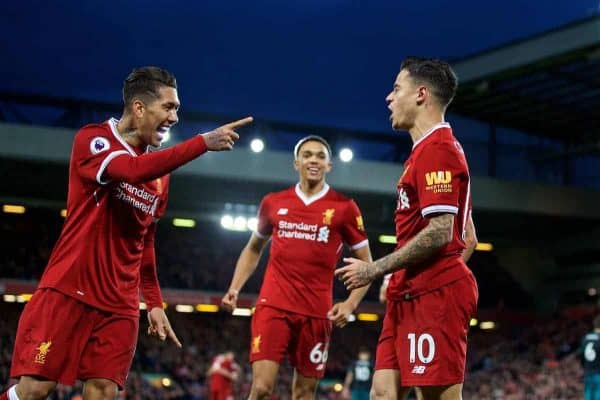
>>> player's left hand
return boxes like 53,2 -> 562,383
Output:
335,257 -> 376,290
327,301 -> 355,328
147,307 -> 182,348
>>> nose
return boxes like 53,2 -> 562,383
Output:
169,110 -> 179,124
385,92 -> 393,104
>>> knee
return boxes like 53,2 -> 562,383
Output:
252,379 -> 275,399
292,382 -> 317,400
16,380 -> 56,400
86,379 -> 118,399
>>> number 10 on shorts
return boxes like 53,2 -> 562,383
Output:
407,333 -> 435,364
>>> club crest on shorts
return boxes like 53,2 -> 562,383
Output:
252,335 -> 261,353
35,341 -> 52,364
90,137 -> 110,154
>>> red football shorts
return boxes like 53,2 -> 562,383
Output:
11,288 -> 138,388
375,273 -> 478,386
250,305 -> 332,378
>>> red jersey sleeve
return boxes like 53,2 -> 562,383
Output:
254,195 -> 273,239
73,133 -> 129,185
140,222 -> 163,310
104,135 -> 207,184
414,142 -> 468,217
154,175 -> 170,219
341,199 -> 369,250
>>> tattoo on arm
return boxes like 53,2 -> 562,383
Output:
367,214 -> 454,280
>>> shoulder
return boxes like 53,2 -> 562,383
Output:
73,121 -> 117,155
326,187 -> 353,203
264,186 -> 295,203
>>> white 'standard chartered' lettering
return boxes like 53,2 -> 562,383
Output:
113,182 -> 159,216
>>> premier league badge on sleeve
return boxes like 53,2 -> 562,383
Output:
90,137 -> 110,154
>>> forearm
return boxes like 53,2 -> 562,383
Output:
343,373 -> 353,390
229,245 -> 262,292
140,243 -> 163,310
105,135 -> 207,184
462,215 -> 477,263
345,285 -> 371,310
370,214 -> 453,279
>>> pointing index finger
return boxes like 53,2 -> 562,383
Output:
223,116 -> 254,130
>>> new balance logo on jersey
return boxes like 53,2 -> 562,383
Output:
398,188 -> 410,210
411,365 -> 426,374
277,208 -> 288,215
317,226 -> 330,243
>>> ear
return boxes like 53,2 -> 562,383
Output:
416,85 -> 428,105
293,158 -> 300,172
325,160 -> 333,173
132,99 -> 145,118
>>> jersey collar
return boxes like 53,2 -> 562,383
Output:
412,122 -> 451,150
108,118 -> 149,156
295,182 -> 330,206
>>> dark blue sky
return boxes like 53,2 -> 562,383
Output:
1,0 -> 597,132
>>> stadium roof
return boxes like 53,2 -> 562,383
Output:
451,16 -> 600,143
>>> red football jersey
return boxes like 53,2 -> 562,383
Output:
38,118 -> 169,316
255,184 -> 368,318
387,123 -> 472,301
209,356 -> 239,392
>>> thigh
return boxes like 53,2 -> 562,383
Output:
371,369 -> 400,399
375,304 -> 398,371
11,289 -> 96,385
250,306 -> 292,364
395,277 -> 477,387
78,312 -> 139,389
289,315 -> 332,379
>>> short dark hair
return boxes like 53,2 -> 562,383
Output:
400,57 -> 458,108
122,66 -> 177,108
294,135 -> 332,160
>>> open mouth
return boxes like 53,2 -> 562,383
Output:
156,126 -> 170,140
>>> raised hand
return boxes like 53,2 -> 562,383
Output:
202,116 -> 253,151
335,257 -> 377,290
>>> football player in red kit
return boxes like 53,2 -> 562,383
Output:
221,135 -> 373,400
2,66 -> 252,400
336,57 -> 478,400
207,351 -> 240,400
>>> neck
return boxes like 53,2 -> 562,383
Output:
298,179 -> 325,197
408,110 -> 446,145
116,114 -> 144,147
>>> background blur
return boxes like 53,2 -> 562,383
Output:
1,1 -> 599,399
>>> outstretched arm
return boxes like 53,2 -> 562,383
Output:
101,117 -> 252,184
